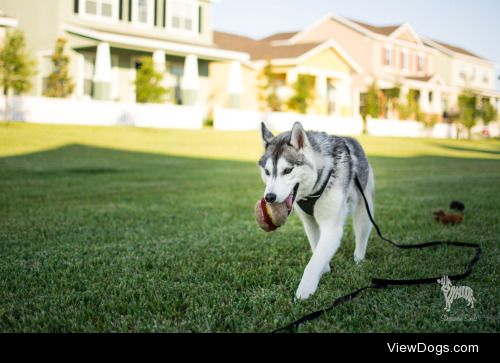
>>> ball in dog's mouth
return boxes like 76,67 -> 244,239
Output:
255,184 -> 299,232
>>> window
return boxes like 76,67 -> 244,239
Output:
400,51 -> 409,70
471,67 -> 476,81
168,0 -> 196,32
132,0 -> 154,26
383,47 -> 392,66
459,64 -> 467,80
80,0 -> 118,22
483,70 -> 489,84
417,55 -> 426,72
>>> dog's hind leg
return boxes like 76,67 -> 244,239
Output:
353,168 -> 374,264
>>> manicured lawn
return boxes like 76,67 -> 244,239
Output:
0,123 -> 499,332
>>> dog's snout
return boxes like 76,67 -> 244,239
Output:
265,193 -> 277,203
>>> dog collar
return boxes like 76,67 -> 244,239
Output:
297,169 -> 333,216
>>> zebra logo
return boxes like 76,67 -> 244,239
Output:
437,276 -> 476,312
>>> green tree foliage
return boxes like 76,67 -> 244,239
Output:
44,38 -> 75,98
258,60 -> 282,111
287,74 -> 315,114
362,81 -> 381,120
458,91 -> 478,139
134,56 -> 168,104
480,99 -> 497,125
398,89 -> 422,121
0,29 -> 37,125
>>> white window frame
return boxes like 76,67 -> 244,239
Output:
482,69 -> 489,84
417,53 -> 426,73
131,0 -> 155,28
383,46 -> 392,67
400,49 -> 409,72
166,0 -> 199,35
79,0 -> 119,24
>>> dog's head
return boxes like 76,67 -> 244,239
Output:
258,122 -> 318,211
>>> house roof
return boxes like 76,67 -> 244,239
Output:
405,75 -> 434,82
433,40 -> 483,59
261,31 -> 298,42
349,19 -> 402,36
214,31 -> 320,60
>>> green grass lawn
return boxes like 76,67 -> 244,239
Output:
0,123 -> 499,332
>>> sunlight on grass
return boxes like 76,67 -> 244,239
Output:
0,123 -> 499,161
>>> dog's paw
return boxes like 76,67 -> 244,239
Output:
295,280 -> 318,300
353,252 -> 365,264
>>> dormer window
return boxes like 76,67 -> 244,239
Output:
79,0 -> 119,22
132,0 -> 155,27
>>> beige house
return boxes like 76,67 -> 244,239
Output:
0,10 -> 17,45
0,0 -> 247,115
212,31 -> 362,116
263,13 -> 499,120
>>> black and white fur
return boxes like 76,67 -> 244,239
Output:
259,122 -> 375,300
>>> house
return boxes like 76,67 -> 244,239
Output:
0,0 -> 247,114
212,31 -> 362,117
423,38 -> 499,113
262,13 -> 499,120
0,10 -> 18,45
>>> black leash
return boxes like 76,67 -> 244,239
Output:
272,174 -> 482,333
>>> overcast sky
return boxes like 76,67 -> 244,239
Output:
214,0 -> 500,90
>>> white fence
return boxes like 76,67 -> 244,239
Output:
213,107 -> 363,135
1,96 -> 203,129
214,108 -> 500,139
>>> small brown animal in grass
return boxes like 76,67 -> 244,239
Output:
433,210 -> 463,225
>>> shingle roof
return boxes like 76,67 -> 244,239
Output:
261,31 -> 298,42
433,40 -> 484,59
214,31 -> 320,61
349,19 -> 401,36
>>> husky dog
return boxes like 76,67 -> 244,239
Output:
259,122 -> 375,300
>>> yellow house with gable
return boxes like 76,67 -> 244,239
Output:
210,31 -> 362,117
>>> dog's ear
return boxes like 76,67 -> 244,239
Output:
261,122 -> 274,147
290,122 -> 310,150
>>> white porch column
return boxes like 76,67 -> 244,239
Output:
76,53 -> 85,99
181,54 -> 199,106
433,90 -> 442,114
153,50 -> 166,73
419,89 -> 429,113
315,74 -> 327,99
93,42 -> 112,101
227,61 -> 243,108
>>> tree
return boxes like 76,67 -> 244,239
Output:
0,29 -> 37,125
398,89 -> 422,121
134,56 -> 168,103
360,81 -> 381,133
258,60 -> 282,111
480,99 -> 497,125
287,74 -> 315,114
458,90 -> 478,139
44,38 -> 75,98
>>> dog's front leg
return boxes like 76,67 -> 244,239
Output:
295,222 -> 344,300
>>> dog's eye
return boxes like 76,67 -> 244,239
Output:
265,169 -> 270,176
283,167 -> 294,175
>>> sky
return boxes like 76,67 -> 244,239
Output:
214,0 -> 500,90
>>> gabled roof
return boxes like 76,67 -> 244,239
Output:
214,31 -> 320,61
214,31 -> 362,73
433,40 -> 482,59
261,31 -> 298,42
349,19 -> 401,36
